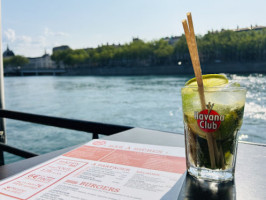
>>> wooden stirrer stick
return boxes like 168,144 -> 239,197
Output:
186,13 -> 206,110
182,12 -> 216,168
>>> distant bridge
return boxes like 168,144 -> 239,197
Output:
4,68 -> 66,76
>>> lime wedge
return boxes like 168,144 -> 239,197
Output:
185,74 -> 229,87
182,74 -> 229,112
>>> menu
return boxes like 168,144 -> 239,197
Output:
0,140 -> 186,200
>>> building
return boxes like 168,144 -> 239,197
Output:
233,25 -> 266,32
163,36 -> 181,45
52,45 -> 70,53
3,46 -> 56,69
26,52 -> 56,69
132,37 -> 141,42
3,46 -> 15,58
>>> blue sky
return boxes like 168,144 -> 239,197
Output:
2,0 -> 266,57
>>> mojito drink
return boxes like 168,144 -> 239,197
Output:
181,74 -> 246,181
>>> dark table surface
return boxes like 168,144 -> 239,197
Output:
0,128 -> 265,200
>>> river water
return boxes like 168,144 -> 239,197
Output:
3,74 -> 266,163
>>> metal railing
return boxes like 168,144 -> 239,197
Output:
0,109 -> 133,165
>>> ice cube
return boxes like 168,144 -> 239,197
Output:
224,81 -> 241,88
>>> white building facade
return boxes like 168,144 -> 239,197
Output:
27,53 -> 56,69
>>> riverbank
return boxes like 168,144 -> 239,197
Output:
4,61 -> 266,76
65,61 -> 266,76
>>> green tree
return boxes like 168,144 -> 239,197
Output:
153,39 -> 174,64
64,49 -> 89,66
51,49 -> 72,66
3,56 -> 29,67
51,28 -> 266,67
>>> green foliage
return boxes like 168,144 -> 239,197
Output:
51,29 -> 266,68
4,56 -> 29,67
51,49 -> 90,67
153,39 -> 174,58
196,30 -> 266,62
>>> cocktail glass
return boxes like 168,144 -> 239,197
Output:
181,85 -> 246,181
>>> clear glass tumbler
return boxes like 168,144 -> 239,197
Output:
181,86 -> 246,181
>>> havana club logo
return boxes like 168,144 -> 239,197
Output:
194,102 -> 224,133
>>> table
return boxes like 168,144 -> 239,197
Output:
0,128 -> 265,199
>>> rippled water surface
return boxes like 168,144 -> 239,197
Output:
3,74 -> 266,163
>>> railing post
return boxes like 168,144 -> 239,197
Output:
0,0 -> 6,165
92,132 -> 99,139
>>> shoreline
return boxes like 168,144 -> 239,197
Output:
4,61 -> 266,76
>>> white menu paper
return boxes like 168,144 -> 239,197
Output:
0,140 -> 186,200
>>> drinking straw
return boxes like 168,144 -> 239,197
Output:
182,13 -> 216,168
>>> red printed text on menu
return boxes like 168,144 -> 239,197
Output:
0,140 -> 186,200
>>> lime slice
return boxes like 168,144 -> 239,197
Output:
182,74 -> 229,113
184,112 -> 207,138
182,74 -> 229,112
224,151 -> 233,167
185,74 -> 229,87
